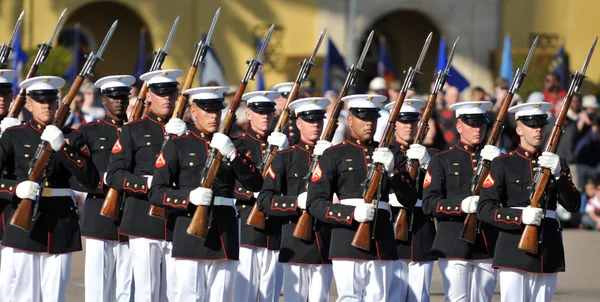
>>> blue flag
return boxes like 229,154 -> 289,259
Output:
199,34 -> 227,86
378,36 -> 397,88
322,38 -> 347,94
63,26 -> 81,85
134,28 -> 147,79
12,28 -> 28,94
256,37 -> 265,90
436,37 -> 470,92
548,45 -> 569,90
499,35 -> 513,83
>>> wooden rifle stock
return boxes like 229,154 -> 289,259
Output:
246,82 -> 302,229
10,76 -> 85,231
148,65 -> 199,220
460,90 -> 514,243
397,91 -> 438,241
293,85 -> 350,241
187,82 -> 247,238
352,90 -> 408,251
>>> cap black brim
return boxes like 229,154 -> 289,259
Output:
102,87 -> 131,98
28,90 -> 59,102
298,110 -> 326,121
193,99 -> 226,111
459,114 -> 489,126
517,115 -> 549,127
0,84 -> 13,94
149,83 -> 178,94
350,108 -> 380,119
398,112 -> 420,123
249,103 -> 276,113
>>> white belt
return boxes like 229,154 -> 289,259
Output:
41,188 -> 73,198
213,196 -> 235,207
340,198 -> 391,212
511,207 -> 556,219
415,199 -> 423,207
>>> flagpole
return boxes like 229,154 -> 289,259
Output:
346,0 -> 358,65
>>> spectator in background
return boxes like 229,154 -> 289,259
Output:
65,91 -> 93,129
577,95 -> 598,134
436,86 -> 461,149
388,80 -> 401,105
543,72 -> 567,114
581,181 -> 600,231
492,77 -> 520,152
580,179 -> 596,214
574,105 -> 600,189
299,78 -> 316,98
80,82 -> 104,120
471,86 -> 491,101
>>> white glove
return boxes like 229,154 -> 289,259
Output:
388,193 -> 404,208
538,152 -> 561,179
481,145 -> 500,162
372,148 -> 395,174
297,192 -> 308,209
144,175 -> 153,190
314,140 -> 332,156
461,196 -> 479,214
16,180 -> 40,200
40,125 -> 65,152
165,118 -> 187,136
253,192 -> 259,199
103,172 -> 108,185
521,206 -> 543,226
267,131 -> 289,150
406,144 -> 430,168
0,117 -> 21,132
353,203 -> 376,223
189,187 -> 213,206
210,133 -> 236,161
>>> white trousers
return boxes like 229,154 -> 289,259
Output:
172,258 -> 237,302
129,236 -> 176,302
8,250 -> 71,302
438,259 -> 497,302
84,238 -> 133,302
0,246 -> 17,299
499,269 -> 557,302
234,246 -> 279,302
332,260 -> 394,302
282,263 -> 333,302
390,260 -> 434,302
275,261 -> 284,299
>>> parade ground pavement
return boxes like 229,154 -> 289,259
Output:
66,229 -> 599,301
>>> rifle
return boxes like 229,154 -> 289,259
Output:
396,37 -> 460,241
148,8 -> 221,220
351,33 -> 432,251
459,36 -> 539,244
3,9 -> 67,123
10,21 -> 118,232
246,28 -> 327,230
0,10 -> 25,65
100,16 -> 180,220
128,16 -> 180,122
293,30 -> 374,241
518,37 -> 597,254
186,25 -> 275,239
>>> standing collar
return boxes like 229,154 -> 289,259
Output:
148,109 -> 169,124
298,138 -> 315,151
348,134 -> 375,147
29,118 -> 48,132
248,127 -> 267,141
515,144 -> 541,159
103,112 -> 125,127
189,124 -> 213,140
455,140 -> 481,153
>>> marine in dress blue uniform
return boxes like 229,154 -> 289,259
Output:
257,97 -> 334,302
422,101 -> 500,302
306,94 -> 418,301
477,101 -> 581,302
149,86 -> 263,301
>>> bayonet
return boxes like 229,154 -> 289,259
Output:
581,36 -> 598,76
415,32 -> 433,72
0,10 -> 25,65
257,24 -> 275,64
357,30 -> 374,70
204,8 -> 220,47
444,37 -> 459,74
95,20 -> 118,59
163,16 -> 180,54
309,28 -> 327,63
49,8 -> 68,47
522,36 -> 539,75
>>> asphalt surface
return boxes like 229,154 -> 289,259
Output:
65,229 -> 599,301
